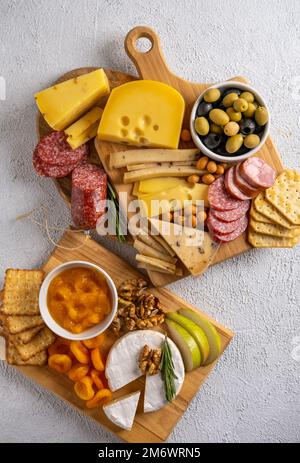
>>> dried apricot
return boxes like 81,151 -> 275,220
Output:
74,376 -> 95,401
83,334 -> 104,349
70,341 -> 90,364
86,389 -> 112,409
91,348 -> 105,371
90,369 -> 104,390
68,363 -> 90,382
48,354 -> 72,373
48,338 -> 70,356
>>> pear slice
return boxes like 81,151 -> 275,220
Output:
179,308 -> 221,366
165,319 -> 201,372
166,312 -> 210,364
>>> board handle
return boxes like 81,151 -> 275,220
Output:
125,26 -> 173,82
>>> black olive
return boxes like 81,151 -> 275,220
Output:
222,88 -> 242,98
196,101 -> 213,117
202,133 -> 222,150
254,123 -> 264,135
240,118 -> 256,135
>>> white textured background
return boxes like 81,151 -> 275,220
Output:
0,0 -> 300,443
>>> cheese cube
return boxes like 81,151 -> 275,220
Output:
65,107 -> 103,149
35,69 -> 109,131
98,80 -> 185,149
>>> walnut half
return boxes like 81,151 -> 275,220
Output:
139,344 -> 162,375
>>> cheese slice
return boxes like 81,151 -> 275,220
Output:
149,219 -> 220,276
98,80 -> 185,149
139,183 -> 209,217
65,106 -> 103,148
105,330 -> 185,412
138,177 -> 189,195
103,391 -> 141,431
35,69 -> 109,131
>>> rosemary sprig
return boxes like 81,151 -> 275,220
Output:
160,335 -> 178,402
107,181 -> 126,243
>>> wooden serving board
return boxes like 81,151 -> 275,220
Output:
1,230 -> 234,443
37,26 -> 284,287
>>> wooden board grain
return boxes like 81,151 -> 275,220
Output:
1,230 -> 234,443
95,26 -> 285,286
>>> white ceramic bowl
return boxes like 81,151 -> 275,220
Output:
190,81 -> 270,163
39,260 -> 118,341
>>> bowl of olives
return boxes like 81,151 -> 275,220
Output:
190,81 -> 270,163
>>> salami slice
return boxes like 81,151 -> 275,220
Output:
240,157 -> 276,189
71,163 -> 107,229
210,201 -> 250,222
208,176 -> 244,211
208,210 -> 247,235
208,214 -> 248,242
224,166 -> 251,200
234,163 -> 259,197
33,149 -> 87,178
35,131 -> 88,166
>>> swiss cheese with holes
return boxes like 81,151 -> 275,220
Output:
98,80 -> 185,149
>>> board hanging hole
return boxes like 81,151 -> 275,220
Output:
135,37 -> 153,53
153,124 -> 159,131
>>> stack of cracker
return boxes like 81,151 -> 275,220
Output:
248,170 -> 300,248
0,269 -> 55,365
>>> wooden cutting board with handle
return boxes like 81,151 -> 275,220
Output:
95,26 -> 284,286
37,26 -> 284,287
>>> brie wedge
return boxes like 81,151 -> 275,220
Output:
105,330 -> 185,413
103,391 -> 141,431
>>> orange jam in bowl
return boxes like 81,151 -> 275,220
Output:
47,267 -> 112,334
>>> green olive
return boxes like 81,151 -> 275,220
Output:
209,108 -> 229,126
244,134 -> 260,149
243,102 -> 257,118
210,122 -> 223,134
240,91 -> 254,103
222,92 -> 239,108
226,107 -> 242,122
194,116 -> 209,136
203,88 -> 221,103
233,98 -> 249,112
255,106 -> 268,126
224,121 -> 240,137
225,134 -> 244,154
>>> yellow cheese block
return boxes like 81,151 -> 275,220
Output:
139,183 -> 209,217
35,69 -> 109,131
138,177 -> 189,194
65,107 -> 103,149
98,80 -> 185,149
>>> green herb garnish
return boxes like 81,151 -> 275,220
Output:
107,181 -> 126,243
160,335 -> 178,402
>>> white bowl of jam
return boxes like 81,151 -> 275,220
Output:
39,261 -> 118,341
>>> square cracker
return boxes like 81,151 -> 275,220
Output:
10,326 -> 44,345
250,203 -> 273,224
250,218 -> 300,238
13,326 -> 55,361
4,315 -> 44,334
248,227 -> 299,248
6,341 -> 47,366
2,269 -> 44,316
265,169 -> 300,225
254,192 -> 295,229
